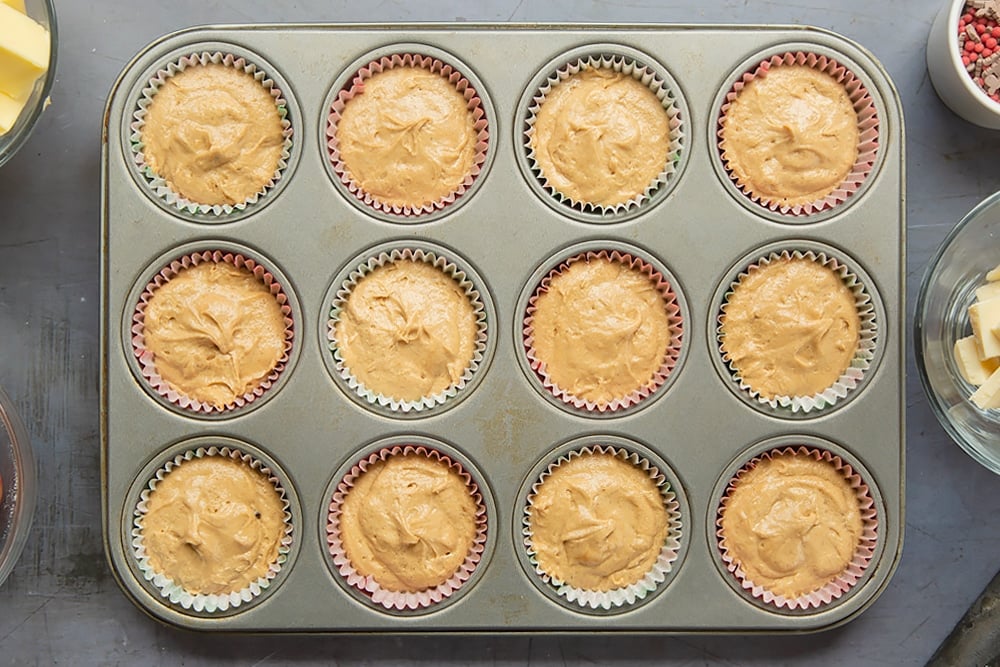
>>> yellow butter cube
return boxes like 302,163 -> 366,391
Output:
0,0 -> 26,12
0,90 -> 27,133
987,263 -> 1000,282
0,4 -> 49,102
955,335 -> 1000,385
976,281 -> 1000,303
969,297 -> 1000,359
971,367 -> 1000,409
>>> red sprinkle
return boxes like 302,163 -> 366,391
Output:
967,39 -> 977,51
992,26 -> 1000,36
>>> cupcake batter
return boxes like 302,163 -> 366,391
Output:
720,64 -> 859,208
142,62 -> 285,206
333,259 -> 478,403
530,67 -> 672,207
529,256 -> 673,406
720,257 -> 860,400
335,66 -> 478,209
140,455 -> 286,596
527,451 -> 669,591
338,453 -> 478,592
142,261 -> 288,409
720,451 -> 864,599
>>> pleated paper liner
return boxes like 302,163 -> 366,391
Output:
717,248 -> 877,414
523,248 -> 683,414
129,50 -> 294,218
130,249 -> 294,415
130,445 -> 294,614
326,52 -> 490,218
326,246 -> 489,414
715,445 -> 878,611
717,50 -> 879,217
521,444 -> 682,611
325,444 -> 488,611
523,51 -> 684,218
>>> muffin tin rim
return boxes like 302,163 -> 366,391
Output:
317,433 -> 499,617
119,238 -> 303,420
705,433 -> 887,617
707,40 -> 889,225
118,40 -> 303,225
118,435 -> 303,621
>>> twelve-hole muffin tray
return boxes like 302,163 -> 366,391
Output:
100,23 -> 904,633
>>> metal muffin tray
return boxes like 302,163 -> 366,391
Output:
100,23 -> 905,633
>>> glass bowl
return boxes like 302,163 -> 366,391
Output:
916,191 -> 1000,474
0,0 -> 58,169
0,384 -> 34,588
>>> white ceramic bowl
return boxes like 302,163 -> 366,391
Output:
0,0 -> 57,169
916,191 -> 1000,473
926,0 -> 1000,129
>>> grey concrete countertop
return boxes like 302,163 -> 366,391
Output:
0,0 -> 997,664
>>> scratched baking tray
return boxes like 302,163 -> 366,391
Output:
100,23 -> 905,633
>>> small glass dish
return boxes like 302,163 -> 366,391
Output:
0,384 -> 34,588
0,0 -> 58,169
916,191 -> 1000,474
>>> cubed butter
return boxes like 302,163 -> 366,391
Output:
987,263 -> 1000,282
971,366 -> 1000,409
0,4 -> 49,103
0,0 -> 26,13
976,281 -> 1000,303
969,297 -> 1000,359
0,90 -> 26,133
955,335 -> 1000,385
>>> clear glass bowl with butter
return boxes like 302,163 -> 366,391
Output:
916,191 -> 1000,474
0,384 -> 35,589
0,0 -> 57,169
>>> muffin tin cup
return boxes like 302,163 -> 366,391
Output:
714,440 -> 880,613
325,49 -> 491,220
128,246 -> 296,417
324,242 -> 493,416
519,45 -> 687,223
519,440 -> 684,613
716,49 -> 880,219
324,442 -> 489,612
522,245 -> 685,416
129,443 -> 295,615
715,245 -> 880,415
128,49 -> 295,219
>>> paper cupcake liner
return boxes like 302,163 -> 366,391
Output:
716,446 -> 878,611
129,51 -> 294,217
130,250 -> 295,414
523,53 -> 684,216
717,249 -> 877,413
327,247 -> 488,413
131,445 -> 294,613
717,51 -> 880,216
523,249 -> 684,413
522,445 -> 683,611
325,53 -> 490,217
326,445 -> 488,611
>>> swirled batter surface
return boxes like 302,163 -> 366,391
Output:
143,63 -> 285,206
528,452 -> 669,591
141,455 -> 286,595
143,262 -> 287,409
530,257 -> 672,406
720,257 -> 860,399
334,259 -> 477,402
720,65 -> 859,207
530,68 -> 671,207
339,454 -> 478,592
720,452 -> 863,599
336,66 -> 478,209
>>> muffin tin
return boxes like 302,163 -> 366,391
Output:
100,24 -> 904,633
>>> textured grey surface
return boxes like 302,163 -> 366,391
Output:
0,0 -> 997,665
